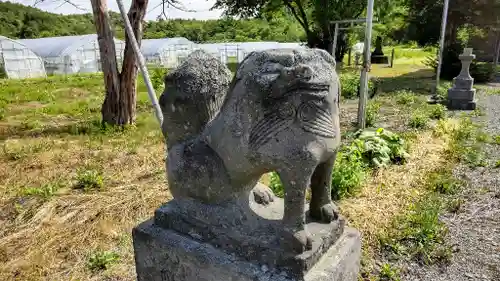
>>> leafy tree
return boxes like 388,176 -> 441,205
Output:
213,0 -> 372,61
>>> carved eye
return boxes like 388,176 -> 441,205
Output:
298,102 -> 317,122
278,102 -> 296,118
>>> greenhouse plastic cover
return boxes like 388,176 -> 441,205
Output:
19,34 -> 123,58
141,37 -> 195,56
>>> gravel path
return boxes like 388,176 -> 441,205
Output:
402,89 -> 500,281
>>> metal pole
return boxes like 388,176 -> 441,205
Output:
332,23 -> 339,58
432,0 -> 450,101
357,0 -> 374,129
115,0 -> 163,126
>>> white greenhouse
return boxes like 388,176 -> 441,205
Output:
19,34 -> 125,75
141,37 -> 196,68
0,36 -> 46,79
196,42 -> 307,64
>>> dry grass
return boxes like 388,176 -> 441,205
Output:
0,134 -> 168,281
0,61 -> 444,280
339,131 -> 448,261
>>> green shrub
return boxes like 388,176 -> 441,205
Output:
331,149 -> 366,200
339,72 -> 375,99
426,169 -> 462,195
366,101 -> 381,127
87,250 -> 120,271
409,111 -> 430,129
268,172 -> 284,198
354,128 -> 410,168
75,167 -> 104,191
395,90 -> 417,105
150,67 -> 167,91
427,104 -> 446,120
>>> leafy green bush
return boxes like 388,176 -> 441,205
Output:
427,104 -> 446,120
395,90 -> 417,105
150,67 -> 167,91
75,167 -> 104,191
268,172 -> 284,198
87,250 -> 120,271
339,72 -> 375,99
409,111 -> 430,129
354,128 -> 410,168
366,101 -> 381,127
331,148 -> 367,200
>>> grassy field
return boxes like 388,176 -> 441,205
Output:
0,48 -> 481,281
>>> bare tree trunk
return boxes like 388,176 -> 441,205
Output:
118,0 -> 149,125
90,0 -> 148,126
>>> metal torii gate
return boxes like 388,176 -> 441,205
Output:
330,1 -> 376,129
330,17 -> 378,58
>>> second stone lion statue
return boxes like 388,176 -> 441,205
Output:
159,48 -> 341,254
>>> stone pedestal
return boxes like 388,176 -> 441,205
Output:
447,48 -> 477,110
370,36 -> 389,64
132,188 -> 362,281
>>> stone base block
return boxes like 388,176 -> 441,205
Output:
448,88 -> 476,100
447,99 -> 477,110
133,219 -> 361,281
370,55 -> 389,64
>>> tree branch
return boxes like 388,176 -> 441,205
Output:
283,0 -> 310,34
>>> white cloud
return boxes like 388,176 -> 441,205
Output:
10,0 -> 224,20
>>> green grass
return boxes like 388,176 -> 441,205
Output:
380,194 -> 452,266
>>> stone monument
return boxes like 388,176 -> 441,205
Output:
133,49 -> 361,281
447,48 -> 477,110
370,36 -> 389,64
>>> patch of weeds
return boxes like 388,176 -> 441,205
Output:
495,160 -> 500,168
331,149 -> 367,200
379,263 -> 401,281
380,195 -> 450,266
268,172 -> 284,198
409,111 -> 430,129
446,198 -> 464,213
150,67 -> 167,91
492,135 -> 500,145
475,131 -> 491,143
395,90 -> 417,105
462,144 -> 487,167
366,101 -> 381,127
2,142 -> 52,161
427,104 -> 447,120
469,107 -> 485,117
75,167 -> 104,191
426,168 -> 462,195
87,250 -> 120,272
436,82 -> 452,100
20,182 -> 63,199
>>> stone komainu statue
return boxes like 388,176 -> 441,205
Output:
159,48 -> 341,254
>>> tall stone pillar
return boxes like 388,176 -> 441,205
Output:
447,48 -> 477,110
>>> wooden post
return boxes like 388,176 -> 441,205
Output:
332,23 -> 339,58
348,48 -> 352,66
357,0 -> 374,129
390,48 -> 395,68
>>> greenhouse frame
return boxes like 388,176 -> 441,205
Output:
141,37 -> 196,68
0,35 -> 46,79
19,34 -> 125,75
196,42 -> 307,63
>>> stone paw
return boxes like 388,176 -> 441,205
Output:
310,203 -> 339,223
252,184 -> 275,205
279,228 -> 313,254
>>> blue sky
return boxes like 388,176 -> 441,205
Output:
9,0 -> 224,20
